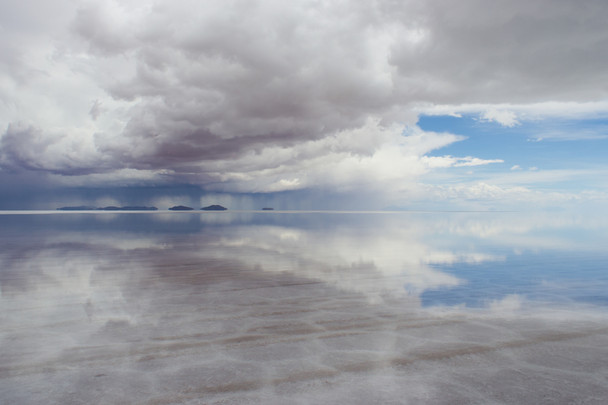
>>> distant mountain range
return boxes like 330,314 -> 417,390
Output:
168,205 -> 193,211
201,205 -> 227,211
57,206 -> 158,211
169,205 -> 228,210
57,204 -> 231,211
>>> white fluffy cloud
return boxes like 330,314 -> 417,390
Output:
1,0 -> 608,202
480,109 -> 519,127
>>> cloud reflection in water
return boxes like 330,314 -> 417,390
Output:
1,211 -> 608,404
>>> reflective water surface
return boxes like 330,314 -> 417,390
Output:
2,211 -> 608,404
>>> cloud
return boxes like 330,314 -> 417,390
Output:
408,166 -> 608,210
432,182 -> 533,201
164,121 -> 466,194
480,109 -> 519,127
418,100 -> 608,123
422,156 -> 504,169
1,0 -> 608,200
89,100 -> 103,121
0,123 -> 106,175
489,294 -> 523,313
527,125 -> 608,142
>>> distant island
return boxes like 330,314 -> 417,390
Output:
57,206 -> 157,211
57,206 -> 97,211
168,205 -> 194,211
57,204 -> 230,211
262,207 -> 274,210
201,204 -> 227,211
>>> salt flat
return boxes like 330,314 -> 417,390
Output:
1,211 -> 608,404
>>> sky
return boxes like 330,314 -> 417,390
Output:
1,0 -> 607,210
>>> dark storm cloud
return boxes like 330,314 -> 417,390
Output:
0,124 -> 105,175
389,0 -> 608,103
81,0 -> 402,156
1,0 -> 608,194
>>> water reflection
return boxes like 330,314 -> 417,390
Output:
3,211 -> 606,307
2,211 -> 608,403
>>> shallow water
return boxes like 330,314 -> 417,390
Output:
1,211 -> 608,404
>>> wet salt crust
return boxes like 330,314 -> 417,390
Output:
1,211 -> 608,404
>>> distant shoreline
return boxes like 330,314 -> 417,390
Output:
57,206 -> 158,211
1,209 -> 521,215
